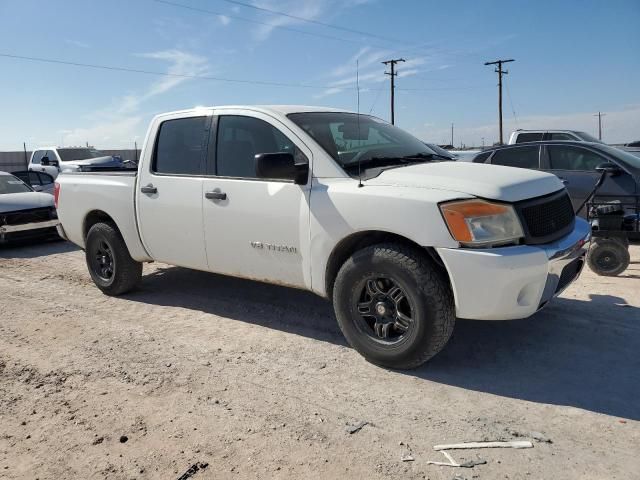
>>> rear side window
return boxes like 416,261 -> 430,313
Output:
548,145 -> 605,171
549,133 -> 575,141
31,150 -> 46,165
491,146 -> 540,169
153,117 -> 207,175
28,171 -> 42,186
472,151 -> 492,163
216,115 -> 298,179
515,133 -> 543,143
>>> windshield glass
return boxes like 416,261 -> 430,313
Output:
426,143 -> 454,158
599,145 -> 640,172
576,131 -> 604,143
0,175 -> 32,194
288,112 -> 438,171
57,148 -> 106,161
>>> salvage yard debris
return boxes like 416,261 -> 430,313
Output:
433,440 -> 533,451
346,421 -> 368,434
176,462 -> 209,480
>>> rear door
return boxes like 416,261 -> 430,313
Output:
136,113 -> 211,269
542,144 -> 636,214
201,111 -> 312,288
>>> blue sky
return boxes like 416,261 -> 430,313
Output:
0,0 -> 638,150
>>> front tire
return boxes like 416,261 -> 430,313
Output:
85,222 -> 142,295
333,243 -> 455,369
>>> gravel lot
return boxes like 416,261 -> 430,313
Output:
1,241 -> 639,479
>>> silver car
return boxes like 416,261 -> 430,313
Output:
0,172 -> 60,244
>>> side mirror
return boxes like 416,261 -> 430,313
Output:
255,152 -> 309,185
40,156 -> 50,166
595,162 -> 622,176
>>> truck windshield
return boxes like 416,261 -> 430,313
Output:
57,148 -> 106,161
0,175 -> 32,194
288,112 -> 441,173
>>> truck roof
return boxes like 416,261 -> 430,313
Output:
156,104 -> 356,118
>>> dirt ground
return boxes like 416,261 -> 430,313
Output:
1,240 -> 639,480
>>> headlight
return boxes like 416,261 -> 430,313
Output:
439,199 -> 524,247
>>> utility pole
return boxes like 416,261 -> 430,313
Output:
451,123 -> 454,147
594,111 -> 606,140
484,58 -> 514,144
382,58 -> 405,125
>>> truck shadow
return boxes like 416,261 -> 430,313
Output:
130,266 -> 640,421
0,239 -> 79,258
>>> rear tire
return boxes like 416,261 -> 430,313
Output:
85,222 -> 142,295
332,243 -> 455,369
587,238 -> 630,276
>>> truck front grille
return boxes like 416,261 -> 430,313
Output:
515,190 -> 575,244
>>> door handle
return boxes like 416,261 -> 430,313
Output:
140,184 -> 157,194
205,191 -> 227,200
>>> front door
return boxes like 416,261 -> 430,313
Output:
202,112 -> 311,288
136,114 -> 211,269
543,144 -> 637,215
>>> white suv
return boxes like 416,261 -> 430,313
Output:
508,130 -> 604,145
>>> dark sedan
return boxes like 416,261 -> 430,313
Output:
471,141 -> 640,215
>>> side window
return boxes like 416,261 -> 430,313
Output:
216,115 -> 302,179
153,116 -> 207,175
31,150 -> 46,165
549,133 -> 575,141
491,146 -> 540,169
548,145 -> 605,171
28,172 -> 42,186
473,151 -> 492,163
39,173 -> 54,185
515,133 -> 543,143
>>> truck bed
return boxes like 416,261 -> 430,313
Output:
55,170 -> 151,262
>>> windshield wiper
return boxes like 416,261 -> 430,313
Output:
401,152 -> 452,161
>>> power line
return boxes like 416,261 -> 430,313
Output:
504,75 -> 518,128
216,0 -> 407,45
382,58 -> 405,125
484,58 -> 514,144
0,52 -> 333,89
0,52 -> 496,97
153,0 -> 394,51
153,0 -> 482,64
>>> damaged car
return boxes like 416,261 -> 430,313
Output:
0,171 -> 60,244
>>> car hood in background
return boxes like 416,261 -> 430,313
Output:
365,161 -> 565,203
0,191 -> 55,213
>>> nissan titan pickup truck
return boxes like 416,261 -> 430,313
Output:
55,106 -> 590,369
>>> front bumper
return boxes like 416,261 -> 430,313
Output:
0,219 -> 61,243
436,217 -> 590,320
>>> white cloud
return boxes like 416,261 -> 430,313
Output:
218,14 -> 231,26
61,49 -> 209,148
65,39 -> 90,49
251,0 -> 374,41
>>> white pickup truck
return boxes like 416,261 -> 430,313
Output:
55,106 -> 590,368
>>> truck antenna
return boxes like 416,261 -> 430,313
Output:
357,59 -> 364,188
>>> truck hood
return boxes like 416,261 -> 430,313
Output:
0,192 -> 54,213
365,161 -> 565,202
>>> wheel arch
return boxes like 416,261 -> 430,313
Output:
83,210 -> 119,241
324,230 -> 450,300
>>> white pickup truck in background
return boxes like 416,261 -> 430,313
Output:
55,106 -> 590,369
